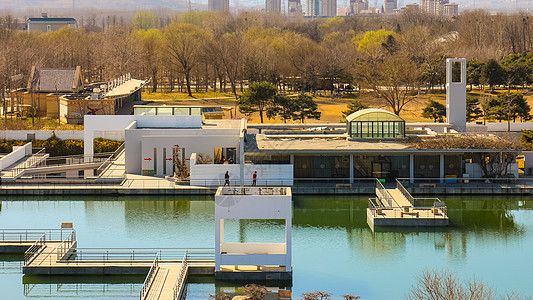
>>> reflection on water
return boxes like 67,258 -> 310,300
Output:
22,275 -> 144,298
0,195 -> 531,299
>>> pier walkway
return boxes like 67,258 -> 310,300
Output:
1,227 -> 214,300
368,179 -> 449,230
0,228 -> 74,253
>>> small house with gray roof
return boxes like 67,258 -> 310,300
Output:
27,66 -> 84,94
27,13 -> 77,32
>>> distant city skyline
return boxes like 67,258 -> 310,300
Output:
0,0 -> 531,14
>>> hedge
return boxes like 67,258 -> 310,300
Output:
0,136 -> 122,156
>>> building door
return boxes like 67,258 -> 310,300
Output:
372,162 -> 390,179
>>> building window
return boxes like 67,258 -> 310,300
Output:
346,109 -> 405,139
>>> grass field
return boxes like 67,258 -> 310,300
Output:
140,87 -> 533,124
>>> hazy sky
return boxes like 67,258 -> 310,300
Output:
0,0 -> 531,13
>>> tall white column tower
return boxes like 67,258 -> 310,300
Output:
446,58 -> 467,132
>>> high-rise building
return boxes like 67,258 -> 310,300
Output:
383,0 -> 397,13
350,0 -> 369,15
306,0 -> 321,16
266,0 -> 282,12
420,0 -> 458,16
208,0 -> 229,11
288,0 -> 303,17
321,0 -> 337,17
443,3 -> 458,16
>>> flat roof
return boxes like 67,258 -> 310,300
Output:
106,79 -> 146,98
28,17 -> 76,22
247,134 -> 409,152
244,134 -> 517,154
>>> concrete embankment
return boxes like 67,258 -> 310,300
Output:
1,185 -> 533,195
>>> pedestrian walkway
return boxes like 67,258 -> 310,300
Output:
367,179 -> 449,230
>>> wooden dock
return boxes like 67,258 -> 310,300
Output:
368,179 -> 449,230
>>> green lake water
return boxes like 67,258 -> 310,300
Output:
0,195 -> 532,300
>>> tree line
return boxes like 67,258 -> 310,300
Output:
3,8 -> 533,116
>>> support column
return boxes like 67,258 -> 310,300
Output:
440,154 -> 445,183
285,218 -> 292,271
349,154 -> 354,184
215,218 -> 223,271
239,119 -> 245,187
409,154 -> 414,184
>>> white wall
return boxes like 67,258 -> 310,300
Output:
214,187 -> 292,271
190,154 -> 293,186
84,115 -> 203,160
126,128 -> 240,176
446,58 -> 467,132
0,142 -> 31,170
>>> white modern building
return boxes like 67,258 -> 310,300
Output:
81,59 -> 519,184
84,105 -> 292,184
214,187 -> 292,278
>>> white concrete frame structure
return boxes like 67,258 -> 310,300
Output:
446,58 -> 467,132
214,187 -> 292,272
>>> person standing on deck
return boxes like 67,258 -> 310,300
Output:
224,171 -> 230,186
252,171 -> 257,186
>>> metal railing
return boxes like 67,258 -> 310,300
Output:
368,195 -> 448,218
219,187 -> 288,195
5,153 -> 113,179
23,233 -> 46,265
56,248 -> 214,265
367,198 -> 380,218
368,198 -> 447,219
56,230 -> 76,261
5,148 -> 48,178
173,253 -> 189,300
0,229 -> 73,243
375,179 -> 399,207
24,282 -> 139,298
396,179 -> 415,206
139,253 -> 159,300
96,143 -> 125,177
397,177 -> 533,187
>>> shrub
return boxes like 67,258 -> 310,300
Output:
94,138 -> 122,153
0,137 -> 122,156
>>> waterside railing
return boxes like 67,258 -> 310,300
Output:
139,253 -> 159,300
56,230 -> 76,261
57,248 -> 214,264
23,234 -> 46,265
173,253 -> 189,300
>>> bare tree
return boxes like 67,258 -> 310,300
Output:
354,55 -> 419,116
165,23 -> 209,97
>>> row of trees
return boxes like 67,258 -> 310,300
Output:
4,9 -> 533,117
238,82 -> 321,123
420,92 -> 531,129
467,53 -> 533,91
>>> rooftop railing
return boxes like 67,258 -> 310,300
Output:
219,187 -> 289,196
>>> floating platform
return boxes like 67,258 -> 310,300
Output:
367,179 -> 449,231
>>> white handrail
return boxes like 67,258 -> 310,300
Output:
139,253 -> 159,300
172,253 -> 189,300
